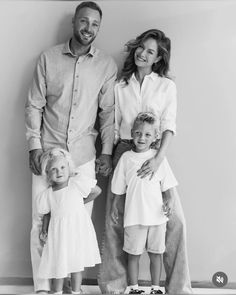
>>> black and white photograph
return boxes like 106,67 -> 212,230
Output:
0,0 -> 235,294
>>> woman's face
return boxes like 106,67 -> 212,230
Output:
134,38 -> 161,71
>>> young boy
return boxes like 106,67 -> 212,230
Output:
111,112 -> 178,294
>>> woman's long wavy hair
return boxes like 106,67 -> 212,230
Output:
119,29 -> 171,84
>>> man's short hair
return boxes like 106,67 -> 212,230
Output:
75,1 -> 102,19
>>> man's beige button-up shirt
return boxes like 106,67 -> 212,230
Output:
25,40 -> 117,166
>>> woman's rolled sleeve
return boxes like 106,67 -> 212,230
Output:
160,81 -> 177,135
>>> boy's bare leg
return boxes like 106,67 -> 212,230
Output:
128,254 -> 140,286
148,252 -> 162,286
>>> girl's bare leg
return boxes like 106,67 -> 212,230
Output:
52,278 -> 64,293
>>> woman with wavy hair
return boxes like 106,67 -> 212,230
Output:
98,29 -> 192,294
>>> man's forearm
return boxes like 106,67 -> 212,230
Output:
98,66 -> 116,155
100,121 -> 115,155
25,54 -> 46,151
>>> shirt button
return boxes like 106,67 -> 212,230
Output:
73,103 -> 77,106
76,75 -> 79,78
74,89 -> 77,92
69,130 -> 72,133
71,116 -> 74,119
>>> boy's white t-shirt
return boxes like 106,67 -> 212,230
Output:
111,149 -> 178,228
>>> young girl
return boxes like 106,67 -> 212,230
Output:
36,147 -> 101,294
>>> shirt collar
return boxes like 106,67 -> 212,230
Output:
131,71 -> 157,82
130,149 -> 154,158
62,39 -> 98,57
148,71 -> 157,80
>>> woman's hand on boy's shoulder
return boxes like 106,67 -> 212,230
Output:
137,156 -> 162,180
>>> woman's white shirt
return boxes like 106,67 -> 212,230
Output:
115,72 -> 177,141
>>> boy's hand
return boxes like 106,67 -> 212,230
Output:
162,197 -> 175,217
111,207 -> 119,224
162,203 -> 171,217
39,231 -> 48,246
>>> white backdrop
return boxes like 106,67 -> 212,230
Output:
0,0 -> 236,284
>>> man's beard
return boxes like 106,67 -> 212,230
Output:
74,30 -> 96,46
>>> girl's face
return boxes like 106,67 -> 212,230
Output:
134,38 -> 161,71
47,157 -> 70,188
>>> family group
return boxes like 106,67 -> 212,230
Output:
25,2 -> 192,294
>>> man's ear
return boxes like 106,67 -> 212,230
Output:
72,16 -> 75,25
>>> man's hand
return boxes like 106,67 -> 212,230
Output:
95,154 -> 112,177
137,155 -> 163,180
29,149 -> 43,175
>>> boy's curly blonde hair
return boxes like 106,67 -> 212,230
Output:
133,112 -> 159,132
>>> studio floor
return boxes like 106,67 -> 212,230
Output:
0,285 -> 236,295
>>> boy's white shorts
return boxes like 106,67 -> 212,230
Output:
123,223 -> 167,255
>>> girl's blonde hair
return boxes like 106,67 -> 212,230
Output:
41,147 -> 75,184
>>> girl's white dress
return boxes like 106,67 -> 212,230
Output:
36,176 -> 101,279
